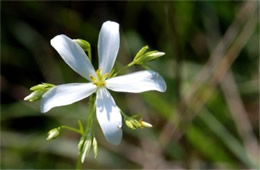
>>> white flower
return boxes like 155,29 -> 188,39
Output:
41,21 -> 166,145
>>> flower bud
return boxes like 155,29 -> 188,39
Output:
74,39 -> 92,61
24,83 -> 54,102
46,127 -> 61,140
134,45 -> 149,60
78,136 -> 85,151
140,120 -> 153,128
125,118 -> 142,130
132,46 -> 165,66
125,119 -> 135,129
134,51 -> 165,65
30,83 -> 54,91
81,138 -> 92,163
92,137 -> 98,158
24,90 -> 46,102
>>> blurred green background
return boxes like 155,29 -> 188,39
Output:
1,1 -> 259,169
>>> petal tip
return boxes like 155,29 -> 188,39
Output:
40,103 -> 49,113
106,129 -> 122,145
102,21 -> 119,33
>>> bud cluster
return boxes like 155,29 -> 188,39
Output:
132,45 -> 165,66
78,130 -> 98,163
124,114 -> 153,130
24,83 -> 54,102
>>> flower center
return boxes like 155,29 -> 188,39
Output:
90,69 -> 110,87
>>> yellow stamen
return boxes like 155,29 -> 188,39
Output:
89,69 -> 110,87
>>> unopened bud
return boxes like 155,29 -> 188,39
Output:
134,45 -> 149,60
30,83 -> 54,91
24,90 -> 46,102
74,39 -> 92,61
140,120 -> 153,128
92,137 -> 98,158
125,119 -> 135,129
125,118 -> 142,130
80,131 -> 93,163
25,83 -> 54,102
133,45 -> 165,66
78,136 -> 85,151
46,127 -> 61,140
81,138 -> 92,163
147,51 -> 165,58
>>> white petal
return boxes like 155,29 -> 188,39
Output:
51,35 -> 96,80
96,88 -> 122,145
106,70 -> 167,93
98,21 -> 120,75
41,83 -> 97,113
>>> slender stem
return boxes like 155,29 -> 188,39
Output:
120,110 -> 129,119
114,61 -> 135,77
76,95 -> 96,169
78,120 -> 84,134
60,125 -> 83,135
76,155 -> 82,170
86,95 -> 96,131
127,61 -> 135,67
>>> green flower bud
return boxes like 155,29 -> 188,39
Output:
74,39 -> 92,61
81,138 -> 92,163
78,136 -> 85,151
124,113 -> 153,130
125,117 -> 142,130
134,45 -> 149,60
125,119 -> 135,129
92,137 -> 98,159
131,119 -> 142,128
24,83 -> 55,102
132,45 -> 165,66
46,127 -> 61,140
30,83 -> 54,91
24,90 -> 46,102
134,51 -> 165,65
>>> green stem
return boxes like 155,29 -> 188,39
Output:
76,155 -> 82,170
120,110 -> 131,120
76,95 -> 96,169
127,61 -> 135,67
60,125 -> 83,135
114,61 -> 136,77
86,95 -> 96,132
78,120 -> 84,134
